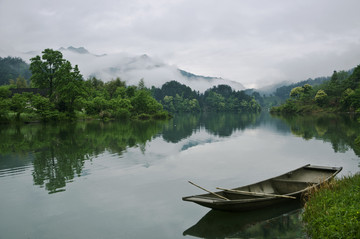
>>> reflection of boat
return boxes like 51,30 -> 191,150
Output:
183,201 -> 303,238
183,164 -> 342,211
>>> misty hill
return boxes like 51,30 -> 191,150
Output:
0,46 -> 245,91
60,46 -> 89,54
0,57 -> 31,85
56,47 -> 245,92
59,46 -> 107,57
273,76 -> 331,100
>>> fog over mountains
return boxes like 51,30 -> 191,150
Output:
25,46 -> 245,92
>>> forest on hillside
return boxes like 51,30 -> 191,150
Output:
0,57 -> 31,86
270,66 -> 360,114
151,81 -> 261,113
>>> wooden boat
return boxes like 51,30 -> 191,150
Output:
182,164 -> 342,211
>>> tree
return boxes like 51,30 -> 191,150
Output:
205,91 -> 225,111
347,65 -> 360,89
162,96 -> 175,112
131,90 -> 163,115
30,49 -> 65,97
0,85 -> 11,98
138,78 -> 145,90
302,84 -> 313,95
30,49 -> 86,115
290,87 -> 304,98
15,76 -> 28,88
315,90 -> 328,106
10,93 -> 31,120
55,63 -> 85,113
331,70 -> 338,83
104,77 -> 126,99
31,94 -> 58,121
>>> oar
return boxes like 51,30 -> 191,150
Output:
216,187 -> 296,199
188,181 -> 230,201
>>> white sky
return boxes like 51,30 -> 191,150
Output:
1,0 -> 360,88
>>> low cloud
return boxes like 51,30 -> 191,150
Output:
1,0 -> 360,89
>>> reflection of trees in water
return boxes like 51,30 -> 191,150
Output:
274,113 -> 360,157
0,120 -> 165,193
1,112 -> 358,193
202,112 -> 260,137
161,112 -> 261,143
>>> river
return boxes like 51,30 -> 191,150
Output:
0,112 -> 359,238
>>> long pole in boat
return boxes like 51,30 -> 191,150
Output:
216,187 -> 296,199
188,181 -> 230,201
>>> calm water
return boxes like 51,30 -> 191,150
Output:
0,112 -> 359,239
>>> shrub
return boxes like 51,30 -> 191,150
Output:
315,90 -> 328,106
302,174 -> 360,239
151,111 -> 169,120
113,108 -> 131,120
136,113 -> 151,120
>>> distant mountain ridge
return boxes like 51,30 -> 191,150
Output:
59,46 -> 107,57
57,46 -> 245,92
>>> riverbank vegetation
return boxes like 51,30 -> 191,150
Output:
270,65 -> 360,114
0,49 -> 171,123
0,49 -> 261,123
151,81 -> 261,113
302,174 -> 360,238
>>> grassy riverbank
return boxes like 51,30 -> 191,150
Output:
302,174 -> 360,238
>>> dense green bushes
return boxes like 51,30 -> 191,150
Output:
271,65 -> 360,114
152,81 -> 261,113
302,174 -> 360,238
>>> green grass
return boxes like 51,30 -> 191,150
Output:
302,174 -> 360,238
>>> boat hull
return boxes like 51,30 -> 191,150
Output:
183,164 -> 342,211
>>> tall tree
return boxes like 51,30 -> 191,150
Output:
30,49 -> 65,96
30,49 -> 86,114
55,62 -> 85,113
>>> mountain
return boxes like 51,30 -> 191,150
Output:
57,47 -> 245,92
59,46 -> 106,57
59,46 -> 89,54
0,46 -> 245,92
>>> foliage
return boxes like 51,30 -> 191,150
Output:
29,49 -> 88,116
30,49 -> 66,96
289,86 -> 304,98
303,174 -> 360,239
274,76 -> 330,101
271,65 -> 360,114
0,56 -> 31,86
10,93 -> 32,120
0,98 -> 11,121
30,94 -> 59,121
9,76 -> 28,88
314,89 -> 328,106
0,49 -> 170,123
0,85 -> 12,98
151,81 -> 260,113
131,90 -> 163,115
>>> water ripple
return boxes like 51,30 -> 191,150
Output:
0,165 -> 31,178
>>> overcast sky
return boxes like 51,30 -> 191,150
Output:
1,0 -> 360,88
